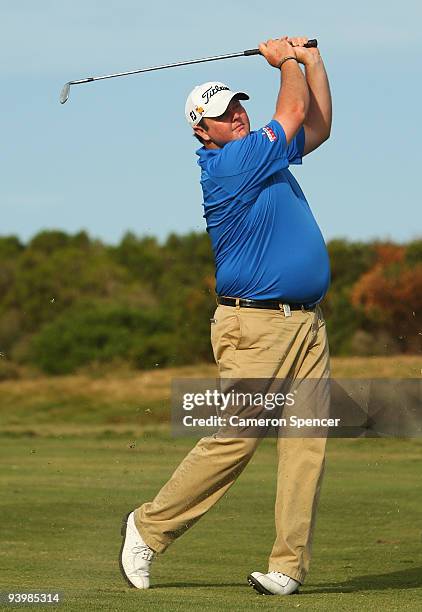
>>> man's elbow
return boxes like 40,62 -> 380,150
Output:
304,112 -> 332,141
324,120 -> 332,140
313,123 -> 331,144
321,127 -> 331,142
293,103 -> 307,126
285,105 -> 307,134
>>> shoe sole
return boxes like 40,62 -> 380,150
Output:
247,574 -> 300,596
119,511 -> 136,588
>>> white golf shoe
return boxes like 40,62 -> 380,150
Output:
120,511 -> 155,589
247,571 -> 300,595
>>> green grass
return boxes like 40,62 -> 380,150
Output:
0,355 -> 420,436
1,434 -> 421,611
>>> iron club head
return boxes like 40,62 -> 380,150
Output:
60,82 -> 71,104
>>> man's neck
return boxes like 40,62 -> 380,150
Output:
204,141 -> 221,150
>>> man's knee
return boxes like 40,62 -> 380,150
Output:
197,435 -> 260,461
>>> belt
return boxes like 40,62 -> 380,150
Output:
216,296 -> 315,311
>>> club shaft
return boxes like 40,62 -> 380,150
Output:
60,39 -> 318,102
69,51 -> 252,85
68,40 -> 318,86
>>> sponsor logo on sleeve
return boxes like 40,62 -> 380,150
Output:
262,125 -> 277,142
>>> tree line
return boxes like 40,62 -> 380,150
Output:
0,231 -> 420,375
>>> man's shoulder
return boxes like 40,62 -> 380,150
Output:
196,147 -> 219,173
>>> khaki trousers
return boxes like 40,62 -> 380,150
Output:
135,304 -> 330,583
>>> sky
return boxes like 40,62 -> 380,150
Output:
1,0 -> 421,246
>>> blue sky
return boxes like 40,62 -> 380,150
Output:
1,0 -> 420,245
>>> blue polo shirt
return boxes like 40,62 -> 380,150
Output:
196,119 -> 330,305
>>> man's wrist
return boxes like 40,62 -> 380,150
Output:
303,54 -> 323,68
277,56 -> 298,69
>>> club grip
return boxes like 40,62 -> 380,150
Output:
244,39 -> 318,56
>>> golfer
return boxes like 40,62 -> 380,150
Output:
121,35 -> 332,596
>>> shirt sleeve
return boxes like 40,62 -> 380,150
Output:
205,119 -> 305,197
284,123 -> 305,165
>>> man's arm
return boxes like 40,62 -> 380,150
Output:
303,56 -> 332,155
291,38 -> 332,156
259,37 -> 310,145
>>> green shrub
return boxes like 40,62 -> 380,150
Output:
30,302 -> 171,375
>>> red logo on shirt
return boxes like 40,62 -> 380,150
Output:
262,126 -> 277,142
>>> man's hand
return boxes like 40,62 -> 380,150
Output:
287,37 -> 321,66
259,37 -> 297,68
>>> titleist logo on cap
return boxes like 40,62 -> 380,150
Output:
201,84 -> 230,105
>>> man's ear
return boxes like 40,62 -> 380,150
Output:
193,123 -> 211,143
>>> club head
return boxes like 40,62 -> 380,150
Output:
60,82 -> 71,104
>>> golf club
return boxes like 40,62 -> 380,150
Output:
59,39 -> 318,104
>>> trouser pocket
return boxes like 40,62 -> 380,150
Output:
210,306 -> 241,372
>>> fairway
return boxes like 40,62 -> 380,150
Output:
1,434 -> 421,611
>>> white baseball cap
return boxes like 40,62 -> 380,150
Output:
185,81 -> 249,127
